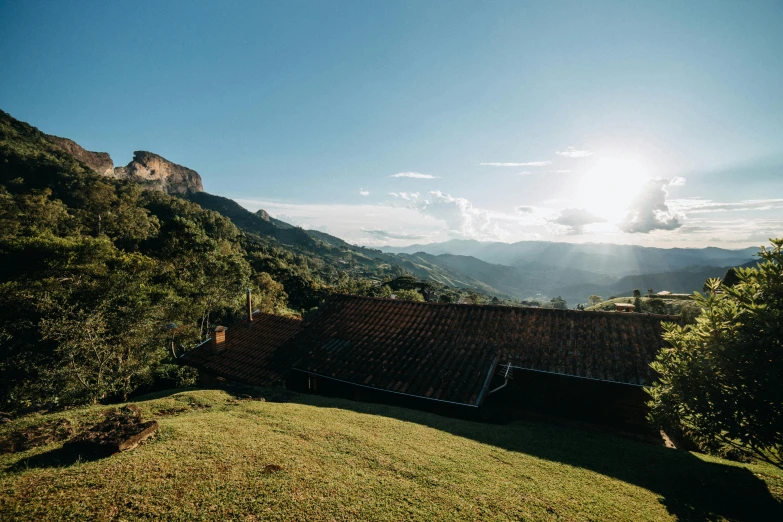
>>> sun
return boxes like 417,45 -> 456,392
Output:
575,157 -> 651,223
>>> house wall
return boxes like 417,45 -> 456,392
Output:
483,369 -> 653,431
286,369 -> 482,420
197,368 -> 226,388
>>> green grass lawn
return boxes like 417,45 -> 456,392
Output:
1,389 -> 781,521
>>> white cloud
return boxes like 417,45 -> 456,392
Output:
517,171 -> 531,176
362,229 -> 428,241
389,172 -> 439,179
669,177 -> 686,186
548,208 -> 606,234
516,206 -> 535,214
550,170 -> 572,173
416,191 -> 510,240
234,198 -> 446,246
621,179 -> 684,233
669,198 -> 783,214
480,161 -> 552,167
359,188 -> 370,196
389,191 -> 421,201
556,147 -> 592,158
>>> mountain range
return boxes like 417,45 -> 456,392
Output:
8,109 -> 760,306
383,240 -> 759,304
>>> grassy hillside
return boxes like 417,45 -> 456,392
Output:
554,265 -> 745,307
585,296 -> 703,318
1,389 -> 781,521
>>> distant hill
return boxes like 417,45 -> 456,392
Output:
401,252 -> 615,301
553,262 -> 765,306
186,192 -> 321,249
383,240 -> 759,277
584,296 -> 703,320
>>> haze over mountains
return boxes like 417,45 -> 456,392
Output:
383,240 -> 759,304
21,111 -> 760,307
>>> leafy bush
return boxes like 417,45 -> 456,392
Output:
647,239 -> 783,468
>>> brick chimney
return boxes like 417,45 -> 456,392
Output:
214,326 -> 227,350
246,288 -> 253,322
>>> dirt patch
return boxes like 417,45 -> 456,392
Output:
155,406 -> 191,416
63,404 -> 158,458
0,419 -> 75,454
263,464 -> 283,474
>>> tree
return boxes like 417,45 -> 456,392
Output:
633,289 -> 641,298
588,295 -> 602,307
646,298 -> 668,315
39,252 -> 167,404
722,267 -> 741,288
251,272 -> 288,314
394,289 -> 424,302
647,238 -> 783,468
439,293 -> 454,304
550,296 -> 568,309
634,296 -> 643,313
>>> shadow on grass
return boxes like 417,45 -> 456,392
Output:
5,442 -> 111,472
230,385 -> 781,522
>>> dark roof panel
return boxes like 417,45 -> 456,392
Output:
180,312 -> 302,386
284,295 -> 678,405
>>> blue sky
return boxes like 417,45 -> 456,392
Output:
2,0 -> 782,248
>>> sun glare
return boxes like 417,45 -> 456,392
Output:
576,157 -> 651,223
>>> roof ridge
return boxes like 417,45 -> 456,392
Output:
324,293 -> 681,320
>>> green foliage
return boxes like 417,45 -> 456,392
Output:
394,288 -> 424,302
645,298 -> 668,315
647,239 -> 783,468
39,252 -> 167,404
549,296 -> 568,309
722,267 -> 741,288
588,294 -> 602,306
0,111 -> 256,409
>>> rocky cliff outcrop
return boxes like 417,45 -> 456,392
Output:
114,151 -> 203,194
46,134 -> 204,195
46,135 -> 115,177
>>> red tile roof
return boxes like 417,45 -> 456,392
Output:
180,312 -> 302,386
284,295 -> 679,406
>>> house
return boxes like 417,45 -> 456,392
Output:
180,312 -> 302,387
183,294 -> 680,429
615,303 -> 636,313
